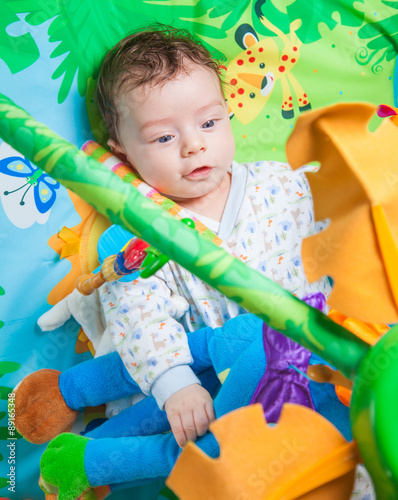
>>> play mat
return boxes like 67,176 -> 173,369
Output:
0,0 -> 397,498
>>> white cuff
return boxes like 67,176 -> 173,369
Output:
151,365 -> 201,410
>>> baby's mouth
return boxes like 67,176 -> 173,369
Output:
185,166 -> 212,178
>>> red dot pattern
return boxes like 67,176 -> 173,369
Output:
230,44 -> 306,113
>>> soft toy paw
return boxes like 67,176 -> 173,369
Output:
15,369 -> 78,444
38,289 -> 110,356
40,433 -> 110,500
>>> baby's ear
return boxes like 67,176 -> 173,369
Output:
107,139 -> 129,163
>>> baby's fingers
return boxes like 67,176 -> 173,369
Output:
180,412 -> 198,443
194,403 -> 214,437
169,413 -> 188,448
205,400 -> 215,423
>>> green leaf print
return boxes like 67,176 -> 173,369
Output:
0,387 -> 13,400
13,0 -> 60,26
46,0 -> 142,103
0,427 -> 22,440
0,362 -> 21,379
357,6 -> 398,73
120,0 -> 228,58
383,0 -> 398,8
5,0 -> 396,106
284,0 -> 364,43
0,1 -> 40,73
196,0 -> 251,32
0,477 -> 9,488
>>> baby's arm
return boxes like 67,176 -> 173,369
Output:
100,276 -> 215,445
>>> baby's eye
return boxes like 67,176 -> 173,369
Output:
158,135 -> 173,143
202,120 -> 215,129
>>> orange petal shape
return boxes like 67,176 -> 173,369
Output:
167,404 -> 359,500
286,103 -> 398,323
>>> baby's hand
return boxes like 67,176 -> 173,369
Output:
164,384 -> 215,448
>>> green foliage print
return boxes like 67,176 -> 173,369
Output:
356,0 -> 398,73
6,0 -> 160,102
146,0 -> 253,33
168,0 -> 365,43
5,0 -> 377,104
0,478 -> 9,488
149,0 -> 365,42
0,0 -> 40,73
284,0 -> 365,43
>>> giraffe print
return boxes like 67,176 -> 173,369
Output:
223,0 -> 310,123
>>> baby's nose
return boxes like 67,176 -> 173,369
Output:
181,134 -> 206,157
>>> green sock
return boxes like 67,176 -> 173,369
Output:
40,433 -> 91,500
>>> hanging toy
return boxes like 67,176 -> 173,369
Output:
377,104 -> 398,126
76,218 -> 195,295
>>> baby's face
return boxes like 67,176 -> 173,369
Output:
110,63 -> 235,204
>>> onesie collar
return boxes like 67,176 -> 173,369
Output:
218,161 -> 248,240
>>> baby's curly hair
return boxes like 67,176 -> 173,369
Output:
96,25 -> 222,142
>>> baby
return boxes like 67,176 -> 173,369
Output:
13,25 -> 374,499
93,24 -> 330,447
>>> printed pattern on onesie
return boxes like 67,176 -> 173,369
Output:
99,161 -> 331,395
231,160 -> 331,299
